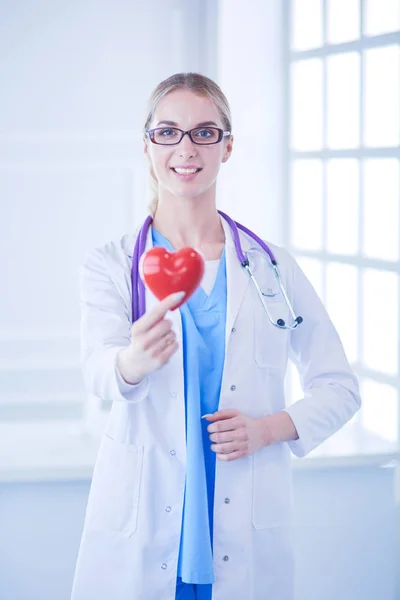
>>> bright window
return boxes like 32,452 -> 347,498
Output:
286,0 -> 400,456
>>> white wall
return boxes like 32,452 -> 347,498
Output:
2,4 -> 397,600
217,0 -> 285,245
0,0 -> 286,425
0,0 -> 214,422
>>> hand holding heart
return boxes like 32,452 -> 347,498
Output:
116,246 -> 204,385
117,247 -> 204,384
116,291 -> 185,385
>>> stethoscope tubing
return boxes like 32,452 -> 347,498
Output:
131,211 -> 303,330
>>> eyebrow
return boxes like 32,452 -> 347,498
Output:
155,120 -> 219,128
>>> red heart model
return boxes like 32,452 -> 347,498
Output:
139,247 -> 205,309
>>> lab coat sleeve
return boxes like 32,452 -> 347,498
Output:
79,246 -> 149,404
282,251 -> 362,458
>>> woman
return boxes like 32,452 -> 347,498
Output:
71,73 -> 361,600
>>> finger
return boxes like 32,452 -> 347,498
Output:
211,440 -> 245,454
207,415 -> 241,433
149,331 -> 176,357
217,449 -> 246,461
134,291 -> 185,334
203,409 -> 240,422
153,340 -> 179,366
141,319 -> 173,350
209,428 -> 245,443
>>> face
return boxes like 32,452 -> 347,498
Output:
144,89 -> 233,201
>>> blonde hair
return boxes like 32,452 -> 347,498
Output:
143,72 -> 232,216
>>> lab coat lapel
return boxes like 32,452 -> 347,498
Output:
220,215 -> 251,352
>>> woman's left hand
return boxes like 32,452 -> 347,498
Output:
204,409 -> 273,461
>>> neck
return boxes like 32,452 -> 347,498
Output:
151,188 -> 225,251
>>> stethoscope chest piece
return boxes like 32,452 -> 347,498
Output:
242,247 -> 303,331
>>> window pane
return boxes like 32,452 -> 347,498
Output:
364,45 -> 400,147
291,59 -> 323,150
363,159 -> 399,262
291,0 -> 323,50
364,0 -> 400,36
327,0 -> 360,44
327,52 -> 360,148
326,263 -> 358,363
296,257 -> 324,301
326,159 -> 359,255
362,269 -> 398,375
360,379 -> 398,445
290,160 -> 323,251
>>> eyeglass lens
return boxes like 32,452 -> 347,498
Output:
152,127 -> 221,145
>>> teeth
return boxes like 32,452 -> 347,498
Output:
174,168 -> 198,174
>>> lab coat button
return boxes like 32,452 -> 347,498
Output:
224,498 -> 230,504
161,563 -> 167,570
171,391 -> 177,398
231,327 -> 236,333
165,506 -> 171,512
230,385 -> 236,391
170,449 -> 176,456
223,555 -> 229,562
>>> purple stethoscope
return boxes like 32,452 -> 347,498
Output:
131,209 -> 303,330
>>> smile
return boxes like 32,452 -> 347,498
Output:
171,167 -> 202,174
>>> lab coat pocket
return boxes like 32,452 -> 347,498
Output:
85,434 -> 144,537
254,299 -> 289,369
251,444 -> 292,529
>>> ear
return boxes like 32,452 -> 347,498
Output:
221,135 -> 234,164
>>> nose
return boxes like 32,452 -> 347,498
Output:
178,132 -> 197,159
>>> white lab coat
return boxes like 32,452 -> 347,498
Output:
71,216 -> 361,600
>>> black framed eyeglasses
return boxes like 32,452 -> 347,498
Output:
145,126 -> 231,146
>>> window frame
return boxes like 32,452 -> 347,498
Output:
283,0 -> 400,454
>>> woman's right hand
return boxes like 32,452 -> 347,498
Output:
116,291 -> 185,385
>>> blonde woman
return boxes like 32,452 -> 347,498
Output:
71,73 -> 361,600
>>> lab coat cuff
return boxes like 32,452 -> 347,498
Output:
103,346 -> 149,403
114,354 -> 149,402
283,405 -> 309,458
82,346 -> 149,404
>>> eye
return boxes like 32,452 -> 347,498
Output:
159,128 -> 177,137
193,128 -> 219,143
195,128 -> 213,137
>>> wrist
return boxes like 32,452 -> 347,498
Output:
261,411 -> 299,446
116,347 -> 143,385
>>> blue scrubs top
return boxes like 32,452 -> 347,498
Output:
152,228 -> 227,586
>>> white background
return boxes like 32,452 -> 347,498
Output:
0,3 -> 399,600
0,0 -> 399,475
